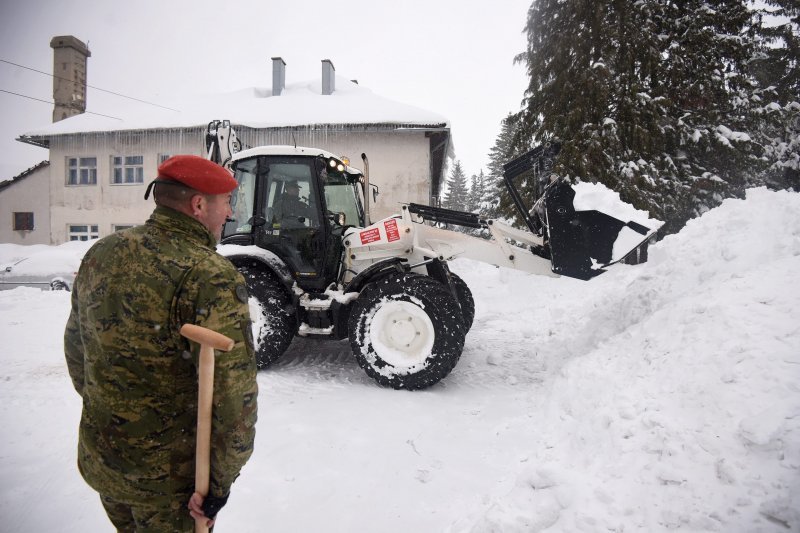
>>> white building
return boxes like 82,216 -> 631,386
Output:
6,41 -> 451,244
0,161 -> 51,244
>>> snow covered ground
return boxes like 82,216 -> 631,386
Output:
1,187 -> 798,532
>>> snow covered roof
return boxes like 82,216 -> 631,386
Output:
0,160 -> 49,192
18,75 -> 450,144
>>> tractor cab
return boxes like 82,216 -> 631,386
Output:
221,146 -> 366,292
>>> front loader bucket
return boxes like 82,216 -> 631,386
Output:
535,179 -> 661,280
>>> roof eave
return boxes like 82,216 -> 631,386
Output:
21,121 -> 450,141
17,135 -> 49,149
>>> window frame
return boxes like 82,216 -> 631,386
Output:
66,157 -> 98,186
111,155 -> 145,185
68,224 -> 99,241
13,212 -> 34,231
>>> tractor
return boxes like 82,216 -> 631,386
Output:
207,120 -> 661,389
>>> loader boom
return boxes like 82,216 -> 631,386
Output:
403,208 -> 555,277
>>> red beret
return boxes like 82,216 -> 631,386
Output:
156,155 -> 237,194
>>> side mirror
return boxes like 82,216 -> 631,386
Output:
251,215 -> 267,228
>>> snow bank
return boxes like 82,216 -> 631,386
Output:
454,188 -> 800,532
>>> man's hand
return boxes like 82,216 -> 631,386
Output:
188,492 -> 215,528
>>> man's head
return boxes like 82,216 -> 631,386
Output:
285,180 -> 300,197
145,155 -> 238,241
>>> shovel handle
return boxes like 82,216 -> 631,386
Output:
180,324 -> 234,533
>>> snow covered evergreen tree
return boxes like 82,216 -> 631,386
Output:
463,170 -> 489,237
514,0 -> 770,234
466,170 -> 486,214
750,0 -> 800,190
441,160 -> 471,234
442,160 -> 470,211
487,114 -> 526,223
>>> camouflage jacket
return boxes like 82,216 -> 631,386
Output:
64,206 -> 257,503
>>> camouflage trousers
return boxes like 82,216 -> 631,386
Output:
100,494 -> 197,532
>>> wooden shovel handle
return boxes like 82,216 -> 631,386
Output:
180,324 -> 234,533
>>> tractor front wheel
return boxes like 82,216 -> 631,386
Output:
348,273 -> 465,390
238,264 -> 296,369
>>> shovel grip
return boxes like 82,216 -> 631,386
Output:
180,323 -> 235,351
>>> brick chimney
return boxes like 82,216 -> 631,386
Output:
322,59 -> 335,95
272,57 -> 286,96
50,35 -> 91,122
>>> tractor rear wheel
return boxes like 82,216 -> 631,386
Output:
238,265 -> 296,368
348,273 -> 466,390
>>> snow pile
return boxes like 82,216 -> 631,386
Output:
452,187 -> 800,531
572,180 -> 663,264
0,239 -> 94,275
0,188 -> 798,532
572,181 -> 660,230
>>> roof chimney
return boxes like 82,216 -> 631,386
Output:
272,57 -> 286,96
322,59 -> 335,95
50,35 -> 91,122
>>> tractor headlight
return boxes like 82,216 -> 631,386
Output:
327,156 -> 346,173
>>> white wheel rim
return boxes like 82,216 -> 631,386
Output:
369,299 -> 435,369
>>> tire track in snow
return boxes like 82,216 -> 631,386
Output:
258,337 -> 374,393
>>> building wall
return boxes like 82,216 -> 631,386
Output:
45,127 -> 433,243
0,165 -> 51,244
48,130 -> 205,243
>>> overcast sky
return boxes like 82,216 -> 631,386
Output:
0,0 -> 532,181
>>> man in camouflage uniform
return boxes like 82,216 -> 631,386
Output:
64,155 -> 258,531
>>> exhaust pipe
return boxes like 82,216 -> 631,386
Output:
361,153 -> 371,226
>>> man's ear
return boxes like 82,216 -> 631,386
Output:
190,194 -> 206,216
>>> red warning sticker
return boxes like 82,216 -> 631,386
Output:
359,227 -> 381,245
384,219 -> 400,242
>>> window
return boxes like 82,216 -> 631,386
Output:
68,224 -> 99,241
113,224 -> 136,232
67,157 -> 97,185
158,153 -> 172,164
13,212 -> 34,231
112,156 -> 144,184
223,158 -> 257,236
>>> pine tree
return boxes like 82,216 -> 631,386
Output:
750,0 -> 800,190
440,161 -> 471,234
442,160 -> 470,211
753,0 -> 799,104
467,171 -> 486,214
514,0 -> 768,234
463,170 -> 489,237
486,114 -> 526,223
